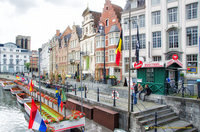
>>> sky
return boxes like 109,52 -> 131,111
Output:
0,0 -> 126,50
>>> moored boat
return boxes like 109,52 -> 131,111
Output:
10,87 -> 24,96
24,101 -> 85,132
2,81 -> 17,90
16,93 -> 32,105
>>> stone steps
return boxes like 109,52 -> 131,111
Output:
133,105 -> 198,132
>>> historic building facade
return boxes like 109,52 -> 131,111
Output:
55,27 -> 72,74
95,0 -> 122,81
0,42 -> 31,73
16,35 -> 31,50
68,25 -> 82,76
30,50 -> 38,73
122,0 -> 199,82
40,42 -> 50,76
80,7 -> 101,78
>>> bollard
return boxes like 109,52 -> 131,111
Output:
154,112 -> 157,132
84,85 -> 87,98
131,90 -> 134,112
97,87 -> 99,102
75,84 -> 77,95
113,89 -> 116,107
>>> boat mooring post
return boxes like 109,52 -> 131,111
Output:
38,48 -> 42,113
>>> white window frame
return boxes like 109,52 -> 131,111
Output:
186,26 -> 198,46
152,31 -> 161,48
152,11 -> 161,25
186,3 -> 198,20
108,50 -> 115,62
168,7 -> 178,23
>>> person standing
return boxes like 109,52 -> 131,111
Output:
138,83 -> 144,100
143,84 -> 152,101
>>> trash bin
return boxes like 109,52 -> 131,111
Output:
197,79 -> 200,98
187,84 -> 194,96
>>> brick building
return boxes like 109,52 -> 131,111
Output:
30,50 -> 38,73
55,27 -> 72,74
95,0 -> 122,81
68,25 -> 82,76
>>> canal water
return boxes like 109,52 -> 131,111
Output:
0,87 -> 31,132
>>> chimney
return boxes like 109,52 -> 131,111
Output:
56,30 -> 60,36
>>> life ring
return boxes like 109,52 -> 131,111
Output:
112,90 -> 119,99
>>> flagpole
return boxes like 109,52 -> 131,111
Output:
38,48 -> 42,113
128,7 -> 132,131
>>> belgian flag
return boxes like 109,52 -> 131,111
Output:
115,31 -> 123,66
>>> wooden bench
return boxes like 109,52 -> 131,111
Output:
93,106 -> 119,131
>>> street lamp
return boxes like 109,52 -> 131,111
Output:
38,48 -> 42,113
98,21 -> 106,84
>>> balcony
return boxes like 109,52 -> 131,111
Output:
70,59 -> 75,64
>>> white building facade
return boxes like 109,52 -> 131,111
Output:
122,0 -> 200,82
40,42 -> 50,76
0,42 -> 31,73
80,7 -> 101,77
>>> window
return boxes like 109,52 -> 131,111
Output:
16,55 -> 19,58
106,19 -> 109,26
152,31 -> 161,48
24,60 -> 27,64
10,59 -> 13,64
24,56 -> 26,58
151,0 -> 160,6
3,48 -> 6,51
96,51 -> 104,63
186,27 -> 198,46
168,7 -> 178,23
146,68 -> 154,82
187,54 -> 198,74
169,29 -> 178,48
3,54 -> 6,57
139,15 -> 145,27
108,32 -> 119,45
3,59 -> 6,64
108,50 -> 115,62
10,49 -> 13,52
131,16 -> 137,29
132,34 -> 146,49
124,18 -> 129,30
153,56 -> 162,61
16,50 -> 19,52
124,36 -> 129,50
168,0 -> 176,2
124,58 -> 129,73
10,55 -> 13,58
152,11 -> 160,25
186,3 -> 198,19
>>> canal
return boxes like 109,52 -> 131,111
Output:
0,86 -> 31,132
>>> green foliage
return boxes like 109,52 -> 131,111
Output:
180,73 -> 184,77
24,62 -> 30,70
58,74 -> 61,78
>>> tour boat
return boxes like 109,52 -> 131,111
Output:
2,81 -> 17,90
10,87 -> 24,96
16,93 -> 32,105
24,101 -> 85,131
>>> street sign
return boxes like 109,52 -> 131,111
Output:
133,61 -> 143,69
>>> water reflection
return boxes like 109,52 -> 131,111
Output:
0,87 -> 32,132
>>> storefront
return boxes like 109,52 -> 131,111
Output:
136,55 -> 183,95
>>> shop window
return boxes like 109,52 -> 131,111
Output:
146,68 -> 154,82
186,54 -> 198,74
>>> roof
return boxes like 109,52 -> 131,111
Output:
64,33 -> 71,42
109,24 -> 120,33
76,26 -> 82,39
111,4 -> 123,21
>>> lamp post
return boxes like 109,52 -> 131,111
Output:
98,21 -> 106,84
80,51 -> 84,113
38,48 -> 42,113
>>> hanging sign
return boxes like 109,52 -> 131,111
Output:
172,54 -> 178,60
133,61 -> 143,69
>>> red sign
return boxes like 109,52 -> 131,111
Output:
143,62 -> 164,68
134,61 -> 143,69
172,54 -> 178,60
166,59 -> 183,67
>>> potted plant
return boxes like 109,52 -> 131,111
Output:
76,76 -> 80,82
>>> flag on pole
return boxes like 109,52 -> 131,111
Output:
29,79 -> 34,92
21,77 -> 25,82
28,99 -> 47,132
57,94 -> 61,108
55,87 -> 59,98
115,31 -> 123,65
135,25 -> 140,63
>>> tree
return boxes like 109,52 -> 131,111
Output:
25,62 -> 30,71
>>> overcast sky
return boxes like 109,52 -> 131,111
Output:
0,0 -> 126,50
